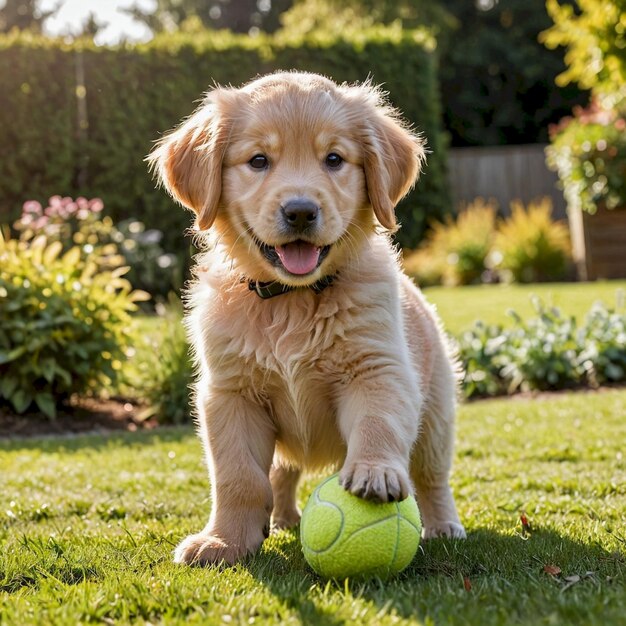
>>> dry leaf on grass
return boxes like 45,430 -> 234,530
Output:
543,564 -> 562,576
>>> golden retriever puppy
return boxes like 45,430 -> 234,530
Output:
150,71 -> 466,566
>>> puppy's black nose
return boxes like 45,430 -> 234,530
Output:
281,199 -> 319,231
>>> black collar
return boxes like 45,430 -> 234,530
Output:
247,274 -> 336,299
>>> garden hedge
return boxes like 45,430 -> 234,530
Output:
0,27 -> 448,250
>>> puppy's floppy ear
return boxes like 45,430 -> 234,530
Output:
148,90 -> 232,230
362,106 -> 426,231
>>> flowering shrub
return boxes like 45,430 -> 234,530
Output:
15,195 -> 126,271
115,219 -> 182,303
546,100 -> 626,214
0,228 -> 148,418
14,197 -> 182,302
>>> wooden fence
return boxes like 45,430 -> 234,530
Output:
447,144 -> 567,219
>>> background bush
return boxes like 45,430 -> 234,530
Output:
128,295 -> 193,425
404,198 -> 571,286
0,228 -> 147,418
403,198 -> 497,286
493,198 -> 571,283
0,26 -> 447,250
13,196 -> 182,303
458,298 -> 626,399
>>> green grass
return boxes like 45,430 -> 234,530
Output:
2,389 -> 625,625
424,280 -> 626,335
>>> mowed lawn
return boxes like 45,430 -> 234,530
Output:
424,280 -> 626,335
2,388 -> 625,625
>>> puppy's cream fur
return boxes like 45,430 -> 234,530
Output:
150,72 -> 465,566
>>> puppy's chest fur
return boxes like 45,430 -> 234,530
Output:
192,278 -> 383,466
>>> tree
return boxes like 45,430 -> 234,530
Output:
124,0 -> 293,35
438,0 -> 587,146
541,0 -> 626,105
78,12 -> 105,39
278,0 -> 454,38
0,0 -> 57,33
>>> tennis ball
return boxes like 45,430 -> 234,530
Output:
300,474 -> 421,580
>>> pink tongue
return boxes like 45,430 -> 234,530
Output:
275,242 -> 321,275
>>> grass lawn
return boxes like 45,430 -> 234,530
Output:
2,388 -> 625,625
424,280 -> 626,335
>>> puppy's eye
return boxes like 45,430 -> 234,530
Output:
249,154 -> 269,170
325,153 -> 343,169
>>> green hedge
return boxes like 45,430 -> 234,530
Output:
0,27 -> 449,250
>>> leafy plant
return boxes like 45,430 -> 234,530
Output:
493,198 -> 571,283
499,305 -> 581,393
541,0 -> 626,99
14,197 -> 181,302
456,321 -> 510,398
457,296 -> 626,398
0,27 -> 447,251
404,199 -> 497,286
130,295 -> 193,425
0,229 -> 148,419
114,219 -> 183,303
577,297 -> 626,385
542,1 -> 626,217
546,100 -> 626,214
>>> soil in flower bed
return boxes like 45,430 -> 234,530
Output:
0,397 -> 158,439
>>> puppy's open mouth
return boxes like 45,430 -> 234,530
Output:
256,239 -> 331,276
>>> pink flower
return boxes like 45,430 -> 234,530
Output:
89,198 -> 104,213
22,200 -> 42,215
76,197 -> 89,210
32,216 -> 49,230
48,195 -> 63,208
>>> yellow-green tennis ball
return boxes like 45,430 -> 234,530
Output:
300,474 -> 421,580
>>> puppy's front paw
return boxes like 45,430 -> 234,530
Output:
174,531 -> 259,566
339,462 -> 411,503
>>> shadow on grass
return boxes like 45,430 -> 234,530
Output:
244,527 -> 625,625
0,426 -> 194,453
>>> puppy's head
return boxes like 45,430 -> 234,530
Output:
150,72 -> 425,285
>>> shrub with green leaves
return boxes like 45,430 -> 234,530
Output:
14,197 -> 182,302
493,198 -> 571,283
457,297 -> 626,398
129,296 -> 193,425
577,301 -> 626,385
0,230 -> 148,418
546,100 -> 626,215
403,199 -> 497,286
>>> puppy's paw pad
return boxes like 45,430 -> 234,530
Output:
422,522 -> 467,540
339,463 -> 411,503
174,532 -> 244,566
